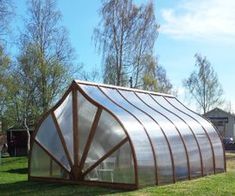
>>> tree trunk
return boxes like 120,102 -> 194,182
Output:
24,118 -> 30,154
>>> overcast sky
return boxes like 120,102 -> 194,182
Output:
14,0 -> 235,112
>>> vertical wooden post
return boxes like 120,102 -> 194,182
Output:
72,86 -> 79,179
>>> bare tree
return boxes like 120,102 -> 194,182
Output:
19,0 -> 74,114
183,54 -> 224,114
94,0 -> 158,87
0,0 -> 13,38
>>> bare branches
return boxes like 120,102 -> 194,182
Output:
183,54 -> 224,114
94,0 -> 158,87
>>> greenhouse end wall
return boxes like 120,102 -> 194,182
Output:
28,80 -> 225,189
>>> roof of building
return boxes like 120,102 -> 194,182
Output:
204,107 -> 235,118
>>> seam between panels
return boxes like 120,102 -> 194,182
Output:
82,137 -> 129,177
175,98 -> 225,173
51,112 -> 73,168
172,98 -> 216,174
34,139 -> 71,174
135,92 -> 176,183
148,94 -> 191,180
159,97 -> 204,177
116,90 -> 159,185
78,107 -> 102,173
97,86 -> 158,186
75,84 -> 139,188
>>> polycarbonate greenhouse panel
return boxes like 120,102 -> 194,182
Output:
151,95 -> 202,178
84,110 -> 126,170
77,91 -> 98,157
80,84 -> 156,186
30,142 -> 69,179
29,80 -> 225,190
135,92 -> 189,180
107,88 -> 173,184
35,114 -> 71,171
166,97 -> 224,172
85,142 -> 135,184
154,96 -> 213,176
54,92 -> 74,164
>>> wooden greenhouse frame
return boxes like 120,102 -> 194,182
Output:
28,80 -> 226,190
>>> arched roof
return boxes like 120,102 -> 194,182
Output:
29,80 -> 225,189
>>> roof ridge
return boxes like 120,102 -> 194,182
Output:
75,80 -> 175,98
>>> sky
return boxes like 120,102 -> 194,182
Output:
13,0 -> 235,112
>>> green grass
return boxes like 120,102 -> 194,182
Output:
0,154 -> 235,196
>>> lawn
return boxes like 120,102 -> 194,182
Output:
0,153 -> 235,196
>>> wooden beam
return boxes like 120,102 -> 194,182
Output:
163,97 -> 204,177
82,137 -> 128,177
34,140 -> 70,173
52,112 -> 73,168
78,107 -> 102,174
29,176 -> 137,190
135,92 -> 176,183
72,88 -> 79,166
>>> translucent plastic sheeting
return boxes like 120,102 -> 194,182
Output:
54,92 -> 74,163
135,92 -> 189,181
79,84 -> 156,186
30,142 -> 69,179
84,110 -> 126,171
166,97 -> 224,173
151,95 -> 203,178
103,87 -> 173,184
85,142 -> 135,184
77,91 -> 97,158
155,96 -> 214,175
35,114 -> 70,171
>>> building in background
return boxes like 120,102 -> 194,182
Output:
204,108 -> 235,140
6,127 -> 34,156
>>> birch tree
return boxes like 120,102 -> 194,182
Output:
183,54 -> 224,114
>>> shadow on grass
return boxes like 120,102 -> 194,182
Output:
5,168 -> 28,174
0,181 -> 124,196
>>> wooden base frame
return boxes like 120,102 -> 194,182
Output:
29,176 -> 137,190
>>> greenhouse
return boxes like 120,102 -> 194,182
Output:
29,80 -> 225,190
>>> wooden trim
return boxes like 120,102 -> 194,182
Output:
116,90 -> 159,185
148,94 -> 191,180
75,80 -> 174,98
79,107 -> 102,173
72,88 -> 79,166
134,92 -> 176,183
34,139 -> 70,174
173,97 -> 217,174
74,83 -> 139,188
31,85 -> 74,142
163,97 -> 204,176
51,112 -> 73,167
97,86 -> 158,185
83,137 -> 128,177
29,84 -> 74,178
29,176 -> 137,190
